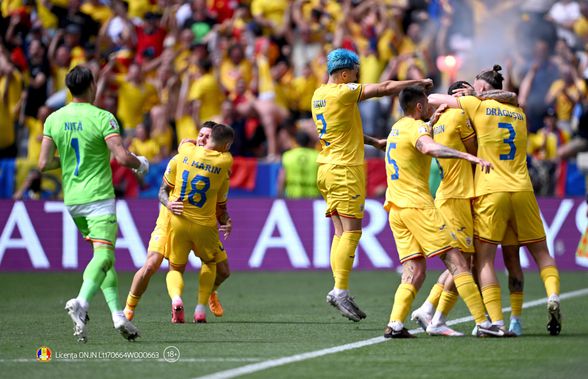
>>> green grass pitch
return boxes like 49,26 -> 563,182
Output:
1,271 -> 587,379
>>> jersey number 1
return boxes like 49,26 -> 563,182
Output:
179,170 -> 210,208
71,138 -> 80,176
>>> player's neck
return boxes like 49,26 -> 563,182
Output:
71,97 -> 91,104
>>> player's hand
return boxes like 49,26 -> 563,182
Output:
452,83 -> 477,97
219,218 -> 232,239
429,104 -> 448,125
133,155 -> 150,176
419,78 -> 434,90
167,200 -> 184,215
374,139 -> 387,151
472,156 -> 493,174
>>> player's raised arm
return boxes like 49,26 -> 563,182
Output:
415,135 -> 492,173
363,134 -> 387,151
105,134 -> 148,174
361,78 -> 433,101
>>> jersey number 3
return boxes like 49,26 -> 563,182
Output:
498,122 -> 516,161
316,114 -> 330,147
179,170 -> 210,208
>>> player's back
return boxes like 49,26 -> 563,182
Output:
432,108 -> 475,200
43,102 -> 120,205
384,117 -> 434,211
311,83 -> 364,166
458,96 -> 532,195
166,144 -> 233,227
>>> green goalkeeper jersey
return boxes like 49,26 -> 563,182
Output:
43,102 -> 120,206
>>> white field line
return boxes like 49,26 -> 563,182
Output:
195,288 -> 588,379
0,357 -> 262,364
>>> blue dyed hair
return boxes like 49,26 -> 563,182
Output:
327,48 -> 359,75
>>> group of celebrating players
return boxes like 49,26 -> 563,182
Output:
41,45 -> 562,343
311,49 -> 562,338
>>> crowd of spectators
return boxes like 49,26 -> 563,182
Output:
1,0 -> 588,199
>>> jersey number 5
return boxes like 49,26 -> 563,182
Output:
386,143 -> 399,180
316,114 -> 330,146
498,122 -> 516,160
179,170 -> 210,208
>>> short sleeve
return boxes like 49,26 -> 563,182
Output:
163,155 -> 178,187
101,111 -> 121,140
456,111 -> 475,141
217,154 -> 233,203
43,114 -> 53,139
411,120 -> 431,147
339,83 -> 363,105
457,96 -> 482,123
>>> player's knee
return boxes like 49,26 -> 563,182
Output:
169,262 -> 186,273
143,253 -> 163,276
217,262 -> 231,281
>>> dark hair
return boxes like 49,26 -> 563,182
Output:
198,59 -> 213,72
295,130 -> 311,148
211,123 -> 235,145
448,80 -> 471,95
201,120 -> 217,129
476,64 -> 504,90
399,86 -> 427,113
65,65 -> 94,96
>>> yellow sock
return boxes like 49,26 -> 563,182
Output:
390,283 -> 417,323
426,283 -> 444,308
333,231 -> 361,290
481,284 -> 503,323
197,262 -> 217,305
454,272 -> 488,324
329,235 -> 341,282
125,292 -> 140,310
510,292 -> 523,318
166,270 -> 184,300
540,265 -> 560,297
437,290 -> 458,316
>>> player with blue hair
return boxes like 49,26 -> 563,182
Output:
312,48 -> 433,322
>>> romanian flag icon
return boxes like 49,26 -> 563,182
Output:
36,346 -> 52,362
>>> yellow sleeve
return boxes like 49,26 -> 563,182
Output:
178,141 -> 196,155
218,154 -> 233,203
339,83 -> 363,105
547,80 -> 564,100
163,156 -> 178,187
457,96 -> 482,124
411,120 -> 432,147
457,111 -> 475,141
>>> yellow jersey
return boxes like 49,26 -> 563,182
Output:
164,144 -> 232,227
458,96 -> 533,195
115,76 -> 158,129
432,108 -> 476,200
188,72 -> 224,122
311,83 -> 364,166
384,117 -> 434,210
25,116 -> 43,162
0,70 -> 23,148
130,138 -> 160,162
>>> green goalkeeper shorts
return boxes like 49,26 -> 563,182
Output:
73,213 -> 118,246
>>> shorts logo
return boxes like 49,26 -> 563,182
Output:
465,237 -> 472,246
439,224 -> 447,231
351,194 -> 360,199
219,244 -> 225,252
457,227 -> 466,232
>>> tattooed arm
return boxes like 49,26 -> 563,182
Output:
479,90 -> 519,106
415,135 -> 493,173
158,180 -> 184,215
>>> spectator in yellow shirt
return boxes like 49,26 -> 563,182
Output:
188,59 -> 225,127
0,53 -> 23,158
129,123 -> 162,162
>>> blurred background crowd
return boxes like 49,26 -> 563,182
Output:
1,0 -> 588,200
